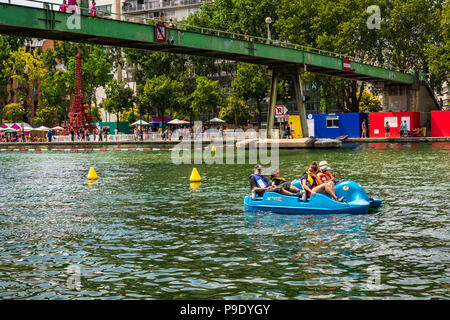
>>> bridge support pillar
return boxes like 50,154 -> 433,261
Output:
267,68 -> 279,138
293,69 -> 309,138
381,79 -> 440,127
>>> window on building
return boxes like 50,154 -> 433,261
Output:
188,7 -> 199,15
326,117 -> 339,128
97,5 -> 112,17
384,116 -> 398,128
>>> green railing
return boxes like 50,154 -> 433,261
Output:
3,0 -> 413,75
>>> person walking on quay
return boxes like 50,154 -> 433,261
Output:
385,121 -> 390,138
47,130 -> 53,142
284,124 -> 290,139
70,126 -> 75,142
98,127 -> 103,141
361,119 -> 367,138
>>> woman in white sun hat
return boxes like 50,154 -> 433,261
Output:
313,160 -> 344,202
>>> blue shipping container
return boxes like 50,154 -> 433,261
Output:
306,113 -> 368,138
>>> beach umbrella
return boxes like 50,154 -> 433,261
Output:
167,119 -> 184,125
35,126 -> 50,131
131,120 -> 149,126
210,117 -> 225,123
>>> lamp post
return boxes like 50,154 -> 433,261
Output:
265,17 -> 272,43
283,80 -> 290,138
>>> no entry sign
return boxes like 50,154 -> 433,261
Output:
343,59 -> 352,72
275,105 -> 288,116
155,23 -> 166,42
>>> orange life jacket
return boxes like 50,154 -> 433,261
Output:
318,171 -> 333,184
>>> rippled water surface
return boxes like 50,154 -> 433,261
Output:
0,142 -> 449,299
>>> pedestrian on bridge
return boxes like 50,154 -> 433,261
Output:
59,0 -> 68,13
67,0 -> 78,13
90,1 -> 97,17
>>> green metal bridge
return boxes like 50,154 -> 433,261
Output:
0,1 -> 422,136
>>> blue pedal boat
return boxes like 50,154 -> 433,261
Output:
244,180 -> 382,215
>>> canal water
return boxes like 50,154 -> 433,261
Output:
0,143 -> 448,299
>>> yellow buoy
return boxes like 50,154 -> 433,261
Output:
189,168 -> 201,182
87,167 -> 98,180
211,146 -> 216,152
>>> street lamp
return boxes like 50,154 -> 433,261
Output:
283,80 -> 290,138
265,17 -> 272,43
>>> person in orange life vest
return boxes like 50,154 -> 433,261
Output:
314,160 -> 344,202
269,168 -> 301,196
301,161 -> 321,199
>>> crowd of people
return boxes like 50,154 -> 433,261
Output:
249,160 -> 345,202
68,126 -> 110,142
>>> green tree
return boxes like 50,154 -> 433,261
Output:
140,75 -> 184,128
91,105 -> 102,123
186,0 -> 279,38
124,50 -> 187,83
275,0 -> 447,103
2,103 -> 25,122
53,43 -> 113,112
231,63 -> 270,127
425,1 -> 449,92
190,76 -> 223,119
358,89 -> 382,112
34,67 -> 70,126
219,96 -> 253,126
100,80 -> 135,132
4,47 -> 48,123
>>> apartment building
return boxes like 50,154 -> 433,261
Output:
122,0 -> 205,21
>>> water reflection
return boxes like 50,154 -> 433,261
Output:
0,144 -> 448,299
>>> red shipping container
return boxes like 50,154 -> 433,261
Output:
369,112 -> 420,138
431,111 -> 450,137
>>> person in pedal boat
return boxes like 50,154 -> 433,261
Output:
269,168 -> 301,196
313,160 -> 344,202
249,165 -> 298,197
301,161 -> 321,199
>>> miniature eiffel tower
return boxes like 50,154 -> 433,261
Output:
66,51 -> 93,132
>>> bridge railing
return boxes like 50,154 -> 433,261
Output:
2,0 -> 412,74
